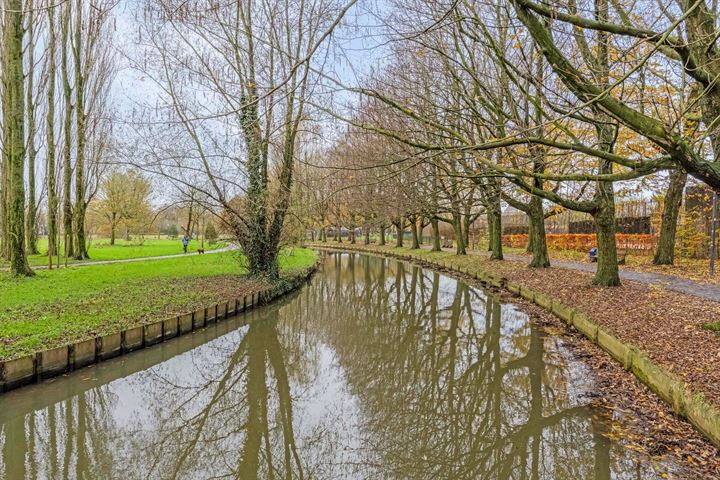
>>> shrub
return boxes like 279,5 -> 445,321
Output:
502,233 -> 658,253
205,222 -> 218,245
166,224 -> 179,239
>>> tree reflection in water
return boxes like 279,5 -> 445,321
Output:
0,252 -> 671,479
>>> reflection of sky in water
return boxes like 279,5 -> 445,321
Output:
0,252 -> 679,479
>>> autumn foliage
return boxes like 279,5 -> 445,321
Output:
502,234 -> 657,253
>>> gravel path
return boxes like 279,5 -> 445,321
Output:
434,246 -> 720,302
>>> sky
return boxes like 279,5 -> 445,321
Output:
99,0 -> 398,207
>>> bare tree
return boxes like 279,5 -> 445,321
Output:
46,0 -> 60,264
129,0 -> 358,278
72,0 -> 116,259
2,0 -> 34,276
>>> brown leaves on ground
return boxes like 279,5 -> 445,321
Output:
519,298 -> 720,479
484,258 -> 720,408
511,246 -> 720,286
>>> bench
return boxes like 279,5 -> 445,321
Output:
617,248 -> 627,265
441,238 -> 453,249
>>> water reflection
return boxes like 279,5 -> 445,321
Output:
0,252 -> 672,479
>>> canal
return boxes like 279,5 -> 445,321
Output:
0,252 -> 680,478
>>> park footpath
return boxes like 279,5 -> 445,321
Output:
479,250 -> 720,303
310,242 -> 720,453
0,244 -> 239,272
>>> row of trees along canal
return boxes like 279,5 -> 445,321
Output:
7,0 -> 720,286
298,0 -> 720,287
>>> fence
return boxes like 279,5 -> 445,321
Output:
502,233 -> 658,254
492,191 -> 717,258
501,200 -> 661,236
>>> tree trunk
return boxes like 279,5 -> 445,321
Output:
431,217 -> 441,251
1,34 -> 9,262
453,215 -> 466,255
526,219 -> 534,254
74,203 -> 89,259
185,197 -> 195,237
591,128 -> 620,286
527,196 -> 550,267
364,226 -> 370,245
653,169 -> 687,265
592,203 -> 620,286
590,1 -> 621,287
487,211 -> 494,251
25,2 -> 38,255
379,225 -> 386,245
0,134 -> 8,261
4,0 -> 33,276
46,1 -> 58,259
246,244 -> 280,280
488,201 -> 503,260
61,3 -> 74,260
110,213 -> 116,246
463,214 -> 471,250
409,215 -> 420,249
395,218 -> 404,247
73,0 -> 89,260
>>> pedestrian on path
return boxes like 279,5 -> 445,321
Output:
182,235 -> 190,254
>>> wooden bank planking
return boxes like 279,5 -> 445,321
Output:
0,266 -> 316,393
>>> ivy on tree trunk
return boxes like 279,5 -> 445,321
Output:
4,0 -> 33,277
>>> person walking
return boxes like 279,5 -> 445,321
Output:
182,235 -> 190,254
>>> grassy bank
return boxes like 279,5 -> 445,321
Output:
2,238 -> 227,267
0,248 -> 315,359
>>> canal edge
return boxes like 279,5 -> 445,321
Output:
0,263 -> 319,394
312,244 -> 720,449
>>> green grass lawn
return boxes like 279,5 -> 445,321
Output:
0,247 -> 316,359
703,322 -> 720,335
5,237 -> 227,267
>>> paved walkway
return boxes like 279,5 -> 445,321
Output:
1,244 -> 238,272
433,246 -> 720,302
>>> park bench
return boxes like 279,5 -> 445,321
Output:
588,247 -> 627,265
617,248 -> 627,264
441,238 -> 453,248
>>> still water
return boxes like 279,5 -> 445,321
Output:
0,252 -> 678,479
